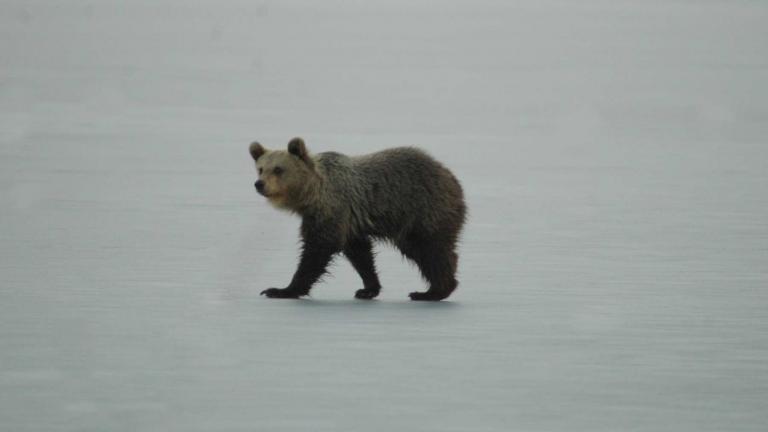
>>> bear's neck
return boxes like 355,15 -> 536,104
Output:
289,172 -> 327,217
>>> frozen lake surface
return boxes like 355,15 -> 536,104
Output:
2,1 -> 767,430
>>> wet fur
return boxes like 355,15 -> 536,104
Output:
251,138 -> 466,301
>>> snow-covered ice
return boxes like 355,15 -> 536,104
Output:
1,1 -> 767,431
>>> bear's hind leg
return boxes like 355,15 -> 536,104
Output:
344,237 -> 382,300
398,235 -> 458,301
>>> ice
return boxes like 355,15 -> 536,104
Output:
1,1 -> 767,431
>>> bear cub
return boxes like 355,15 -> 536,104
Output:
250,138 -> 466,301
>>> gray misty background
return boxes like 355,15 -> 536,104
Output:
1,1 -> 767,431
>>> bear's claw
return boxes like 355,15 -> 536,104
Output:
354,288 -> 379,300
261,287 -> 302,299
409,291 -> 449,301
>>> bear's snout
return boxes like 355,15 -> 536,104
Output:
254,180 -> 265,195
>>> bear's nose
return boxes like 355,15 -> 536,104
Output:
254,180 -> 265,192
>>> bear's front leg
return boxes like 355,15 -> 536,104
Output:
344,237 -> 381,300
261,240 -> 338,299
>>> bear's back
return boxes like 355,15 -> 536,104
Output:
348,147 -> 465,237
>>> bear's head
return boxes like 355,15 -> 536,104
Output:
249,137 -> 317,211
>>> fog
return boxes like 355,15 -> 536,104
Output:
1,1 -> 767,430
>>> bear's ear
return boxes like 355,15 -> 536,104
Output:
287,137 -> 313,167
249,141 -> 265,161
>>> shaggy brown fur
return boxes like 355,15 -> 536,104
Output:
250,138 -> 466,301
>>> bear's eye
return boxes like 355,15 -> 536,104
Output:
258,167 -> 263,174
273,166 -> 284,175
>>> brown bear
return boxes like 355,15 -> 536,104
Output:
250,138 -> 466,301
